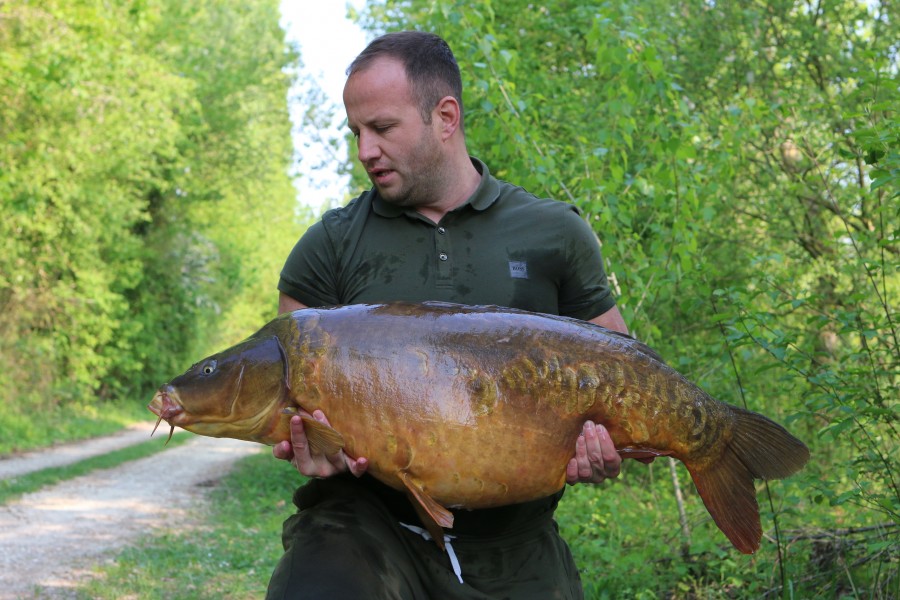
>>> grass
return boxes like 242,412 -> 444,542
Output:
8,417 -> 893,599
555,459 -> 900,599
81,451 -> 301,599
0,432 -> 190,504
78,452 -> 899,599
0,398 -> 151,455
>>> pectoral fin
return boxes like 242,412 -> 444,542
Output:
398,471 -> 454,550
299,415 -> 345,455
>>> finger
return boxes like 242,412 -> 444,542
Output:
288,416 -> 315,466
289,415 -> 309,449
347,456 -> 369,478
574,431 -> 594,480
565,456 -> 580,485
582,421 -> 606,479
304,410 -> 356,477
312,409 -> 330,425
595,424 -> 622,477
272,440 -> 294,461
325,450 -> 346,471
310,410 -> 347,468
583,420 -> 604,464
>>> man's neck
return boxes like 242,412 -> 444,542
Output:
415,156 -> 482,223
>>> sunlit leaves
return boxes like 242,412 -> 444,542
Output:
355,0 -> 899,595
0,0 -> 302,404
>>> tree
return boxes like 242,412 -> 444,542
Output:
0,0 -> 304,415
354,1 -> 899,595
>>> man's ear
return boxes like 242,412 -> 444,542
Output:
434,95 -> 462,141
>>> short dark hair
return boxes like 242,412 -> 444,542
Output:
347,31 -> 464,126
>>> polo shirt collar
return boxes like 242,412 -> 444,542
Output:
372,157 -> 500,218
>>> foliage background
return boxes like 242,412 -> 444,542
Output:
0,0 -> 307,443
353,1 -> 899,596
1,0 -> 898,597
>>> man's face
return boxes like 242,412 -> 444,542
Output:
343,57 -> 445,207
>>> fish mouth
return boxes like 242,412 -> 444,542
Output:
148,384 -> 184,444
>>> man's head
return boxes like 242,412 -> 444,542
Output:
343,31 -> 473,212
347,31 -> 464,128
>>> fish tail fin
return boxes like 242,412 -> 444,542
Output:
685,407 -> 810,554
727,406 -> 810,480
686,444 -> 762,553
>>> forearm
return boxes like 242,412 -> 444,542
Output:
279,292 -> 308,315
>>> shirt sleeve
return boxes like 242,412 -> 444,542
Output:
557,209 -> 617,320
278,219 -> 341,308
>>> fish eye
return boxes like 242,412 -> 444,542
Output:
202,360 -> 217,375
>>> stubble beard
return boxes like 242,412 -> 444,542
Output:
374,131 -> 446,210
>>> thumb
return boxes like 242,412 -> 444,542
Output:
273,440 -> 294,461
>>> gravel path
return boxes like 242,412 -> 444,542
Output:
0,423 -> 160,479
0,429 -> 261,599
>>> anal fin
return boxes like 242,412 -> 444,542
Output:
398,471 -> 453,550
299,415 -> 345,455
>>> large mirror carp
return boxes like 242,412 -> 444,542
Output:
149,301 -> 809,553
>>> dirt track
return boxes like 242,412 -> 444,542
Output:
0,426 -> 260,599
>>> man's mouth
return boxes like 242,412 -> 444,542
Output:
368,168 -> 395,185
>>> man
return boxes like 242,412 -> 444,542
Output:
267,31 -> 629,599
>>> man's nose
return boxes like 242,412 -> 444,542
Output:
356,130 -> 381,163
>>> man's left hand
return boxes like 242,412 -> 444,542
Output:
566,420 -> 622,485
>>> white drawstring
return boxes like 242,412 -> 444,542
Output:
398,522 -> 464,584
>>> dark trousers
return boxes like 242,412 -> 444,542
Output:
266,477 -> 583,600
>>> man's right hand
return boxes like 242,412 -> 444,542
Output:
273,410 -> 369,478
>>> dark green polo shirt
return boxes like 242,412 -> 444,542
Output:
279,158 -> 615,320
278,158 -> 617,536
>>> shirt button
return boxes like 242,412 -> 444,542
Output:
439,253 -> 448,261
437,227 -> 446,235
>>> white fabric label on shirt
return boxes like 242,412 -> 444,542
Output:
508,261 -> 528,279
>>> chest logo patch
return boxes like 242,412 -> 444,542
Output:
508,261 -> 529,279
